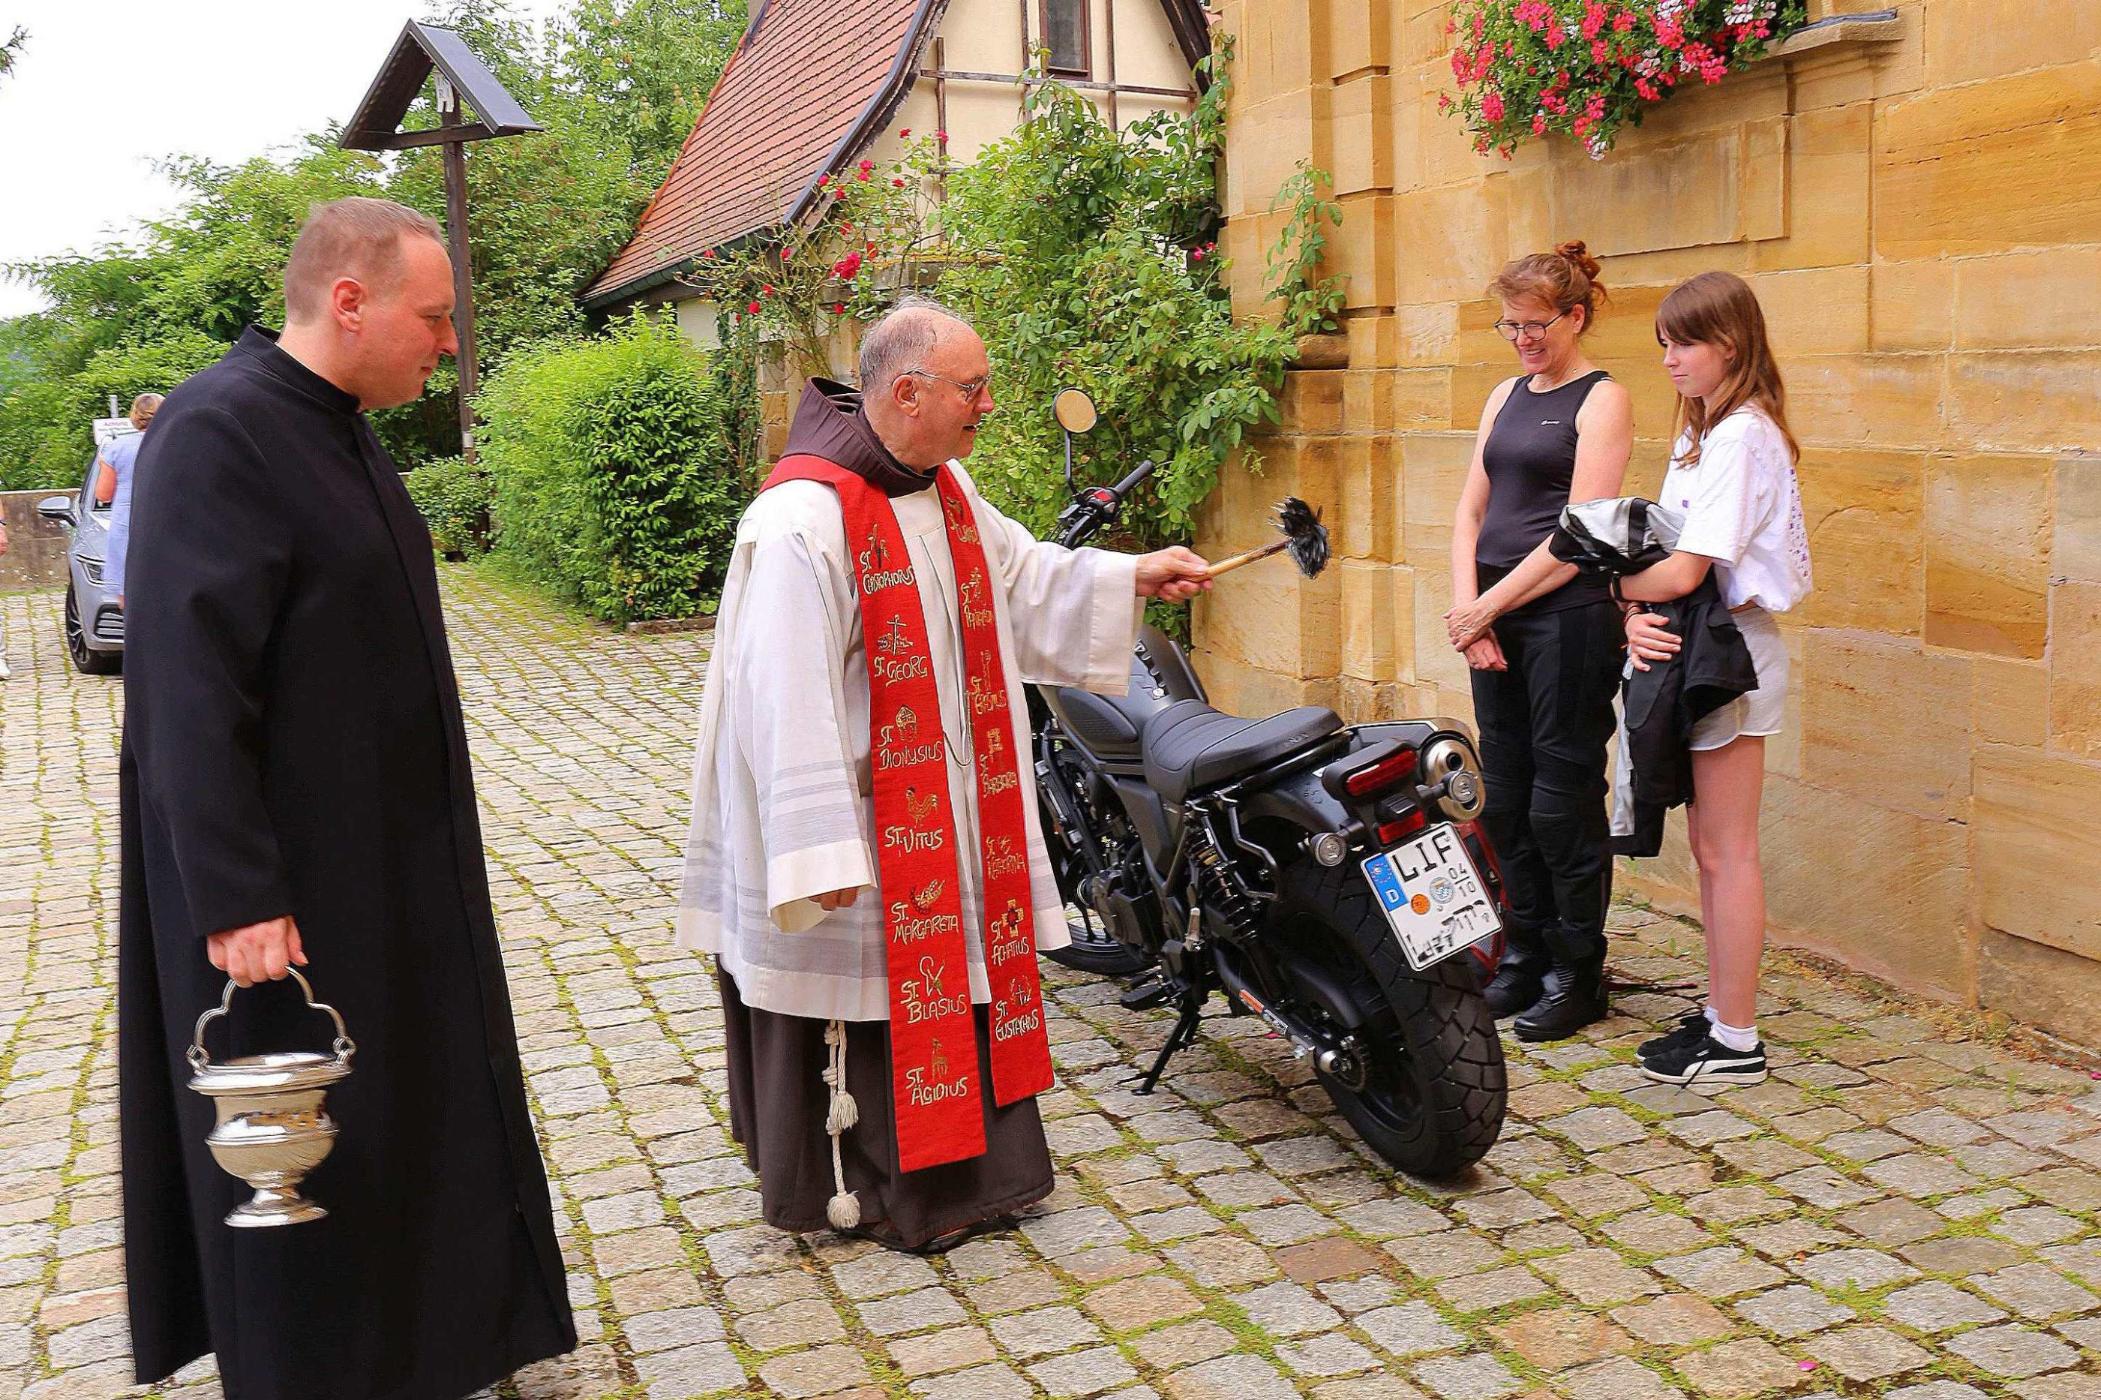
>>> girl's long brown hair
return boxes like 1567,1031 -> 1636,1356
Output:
1655,271 -> 1799,467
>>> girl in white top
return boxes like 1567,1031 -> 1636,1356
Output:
1616,271 -> 1812,1090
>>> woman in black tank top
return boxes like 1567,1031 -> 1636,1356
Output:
1446,242 -> 1632,1042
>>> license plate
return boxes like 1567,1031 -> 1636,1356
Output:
1360,823 -> 1502,971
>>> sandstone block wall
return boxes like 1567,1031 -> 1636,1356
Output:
1196,0 -> 2101,1044
0,491 -> 76,593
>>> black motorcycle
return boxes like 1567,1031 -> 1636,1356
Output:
1028,391 -> 1508,1179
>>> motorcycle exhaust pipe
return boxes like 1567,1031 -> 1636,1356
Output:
1213,955 -> 1369,1089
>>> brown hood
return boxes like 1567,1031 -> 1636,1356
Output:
781,377 -> 937,498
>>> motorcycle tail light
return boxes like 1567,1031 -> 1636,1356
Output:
1374,809 -> 1426,845
1343,745 -> 1418,798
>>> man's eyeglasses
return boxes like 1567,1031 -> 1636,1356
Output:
1492,311 -> 1570,343
904,368 -> 991,399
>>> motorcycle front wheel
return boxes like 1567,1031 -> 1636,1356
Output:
1043,910 -> 1152,976
1271,856 -> 1506,1179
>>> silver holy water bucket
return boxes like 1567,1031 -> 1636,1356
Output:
186,968 -> 356,1228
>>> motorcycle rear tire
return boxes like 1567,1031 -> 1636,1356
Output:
1272,856 -> 1506,1179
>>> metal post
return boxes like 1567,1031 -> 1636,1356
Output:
439,80 -> 479,464
933,37 -> 950,199
1104,0 -> 1119,127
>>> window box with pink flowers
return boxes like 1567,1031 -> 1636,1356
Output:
1440,1 -> 1812,158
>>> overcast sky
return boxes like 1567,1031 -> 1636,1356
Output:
0,1 -> 566,319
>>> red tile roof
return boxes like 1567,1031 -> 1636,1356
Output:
584,0 -> 937,307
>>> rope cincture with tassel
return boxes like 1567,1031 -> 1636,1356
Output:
822,1018 -> 861,1230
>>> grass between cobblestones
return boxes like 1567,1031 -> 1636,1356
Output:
3,568 -> 2101,1399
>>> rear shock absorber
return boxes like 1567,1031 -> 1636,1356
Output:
1191,838 -> 1263,944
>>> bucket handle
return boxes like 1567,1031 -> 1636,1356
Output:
188,966 -> 356,1072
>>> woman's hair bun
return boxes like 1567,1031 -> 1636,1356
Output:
1555,239 -> 1602,284
1488,241 -> 1607,326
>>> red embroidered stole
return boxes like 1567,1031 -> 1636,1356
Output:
761,455 -> 1055,1172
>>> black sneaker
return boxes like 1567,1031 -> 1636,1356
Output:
1638,1032 -> 1767,1090
1638,1010 -> 1710,1061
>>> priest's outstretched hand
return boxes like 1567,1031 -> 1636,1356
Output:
1136,547 -> 1213,603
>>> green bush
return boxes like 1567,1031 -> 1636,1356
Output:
0,329 -> 226,491
476,312 -> 751,623
404,455 -> 492,558
934,75 -> 1295,548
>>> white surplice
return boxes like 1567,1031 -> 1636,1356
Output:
677,460 -> 1141,1023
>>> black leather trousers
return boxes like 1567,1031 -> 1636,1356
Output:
1467,598 -> 1624,964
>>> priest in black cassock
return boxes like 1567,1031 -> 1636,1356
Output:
118,198 -> 575,1400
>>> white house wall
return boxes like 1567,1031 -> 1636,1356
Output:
675,298 -> 723,352
866,0 -> 1197,170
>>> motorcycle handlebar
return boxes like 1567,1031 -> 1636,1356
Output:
1056,460 -> 1156,549
1109,459 -> 1157,499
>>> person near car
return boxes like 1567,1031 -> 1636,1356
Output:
93,392 -> 164,606
1444,241 -> 1633,1042
676,297 -> 1211,1252
116,197 -> 576,1400
1616,270 -> 1812,1090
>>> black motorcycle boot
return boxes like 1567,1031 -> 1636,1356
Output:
1480,926 -> 1551,1020
1512,925 -> 1609,1042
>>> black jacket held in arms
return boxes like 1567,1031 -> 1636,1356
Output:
1550,497 -> 1758,858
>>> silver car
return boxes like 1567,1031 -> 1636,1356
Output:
38,446 -> 126,675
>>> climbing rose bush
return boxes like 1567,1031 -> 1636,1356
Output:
1441,0 -> 1806,158
678,134 -> 947,378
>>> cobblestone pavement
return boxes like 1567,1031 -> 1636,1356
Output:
4,569 -> 2101,1400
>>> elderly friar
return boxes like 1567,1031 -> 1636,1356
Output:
678,298 -> 1212,1250
117,198 -> 576,1399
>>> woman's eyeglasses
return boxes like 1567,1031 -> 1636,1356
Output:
1492,311 -> 1570,343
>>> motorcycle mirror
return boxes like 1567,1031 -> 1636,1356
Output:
1052,388 -> 1098,435
1054,387 -> 1096,498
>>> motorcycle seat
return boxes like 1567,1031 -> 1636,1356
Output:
1141,700 -> 1344,803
